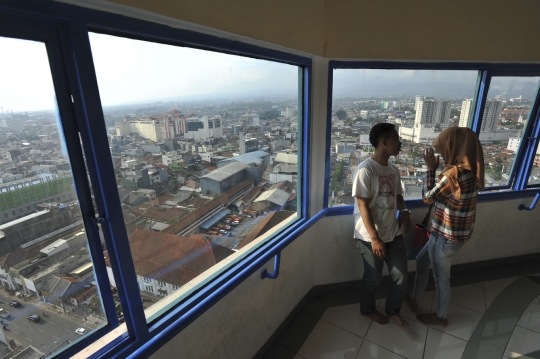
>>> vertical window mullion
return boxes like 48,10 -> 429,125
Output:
45,25 -> 121,331
65,22 -> 150,343
323,64 -> 335,208
471,70 -> 492,135
513,81 -> 540,190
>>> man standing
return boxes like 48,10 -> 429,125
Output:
352,123 -> 411,327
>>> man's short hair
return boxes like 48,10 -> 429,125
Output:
369,123 -> 396,148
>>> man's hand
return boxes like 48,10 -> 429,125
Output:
424,147 -> 440,171
371,237 -> 386,258
399,212 -> 412,233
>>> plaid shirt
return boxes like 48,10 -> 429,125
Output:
424,168 -> 479,243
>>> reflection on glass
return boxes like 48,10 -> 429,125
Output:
89,33 -> 301,322
329,69 -> 479,205
479,77 -> 540,188
0,36 -> 106,356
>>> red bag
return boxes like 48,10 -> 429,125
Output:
408,206 -> 432,260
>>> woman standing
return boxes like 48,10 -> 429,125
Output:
405,127 -> 484,325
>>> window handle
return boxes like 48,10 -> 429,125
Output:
261,252 -> 281,280
518,193 -> 540,211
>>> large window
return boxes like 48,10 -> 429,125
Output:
0,2 -> 311,357
327,65 -> 540,209
328,69 -> 479,206
88,33 -> 303,322
479,77 -> 540,188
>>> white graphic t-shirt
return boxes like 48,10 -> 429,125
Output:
352,158 -> 403,243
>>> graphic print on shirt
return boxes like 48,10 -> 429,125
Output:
374,174 -> 396,227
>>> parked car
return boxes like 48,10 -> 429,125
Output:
9,301 -> 20,308
218,229 -> 228,234
223,220 -> 231,224
232,221 -> 240,225
0,309 -> 9,319
27,314 -> 40,323
75,328 -> 87,335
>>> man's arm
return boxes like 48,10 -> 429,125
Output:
396,194 -> 411,232
356,197 -> 386,258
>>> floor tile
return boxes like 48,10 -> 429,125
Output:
378,295 -> 432,324
278,310 -> 320,353
462,339 -> 505,359
423,327 -> 467,359
262,343 -> 296,359
297,320 -> 362,359
429,302 -> 484,341
471,282 -> 484,288
483,277 -> 519,293
450,284 -> 486,313
484,288 -> 500,310
356,340 -> 406,359
365,316 -> 428,359
321,304 -> 372,337
504,326 -> 540,358
517,302 -> 540,333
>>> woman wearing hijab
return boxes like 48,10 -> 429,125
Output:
404,127 -> 484,325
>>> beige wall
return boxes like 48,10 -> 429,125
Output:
325,0 -> 540,62
107,0 -> 540,62
105,0 -> 326,56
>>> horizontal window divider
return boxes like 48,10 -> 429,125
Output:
478,189 -> 540,203
131,209 -> 328,359
329,60 -> 540,73
326,191 -> 540,218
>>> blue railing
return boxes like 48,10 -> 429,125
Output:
518,193 -> 540,211
261,252 -> 281,279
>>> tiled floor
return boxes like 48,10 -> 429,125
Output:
264,274 -> 540,359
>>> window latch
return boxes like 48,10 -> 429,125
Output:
89,215 -> 107,229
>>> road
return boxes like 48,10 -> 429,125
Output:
0,290 -> 102,355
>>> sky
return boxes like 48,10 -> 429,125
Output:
0,33 -> 299,113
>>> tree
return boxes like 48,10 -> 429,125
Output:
169,176 -> 178,192
330,162 -> 346,193
495,157 -> 503,164
206,190 -> 211,195
336,109 -> 347,121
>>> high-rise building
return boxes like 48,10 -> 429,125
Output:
185,116 -> 223,141
459,99 -> 473,127
414,96 -> 423,111
415,99 -> 452,125
480,100 -> 503,132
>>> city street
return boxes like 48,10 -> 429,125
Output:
0,291 -> 101,355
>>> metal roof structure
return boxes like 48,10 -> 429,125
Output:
200,208 -> 231,230
201,162 -> 248,182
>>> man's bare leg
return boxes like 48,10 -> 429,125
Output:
389,314 -> 409,328
404,293 -> 418,313
363,311 -> 389,325
417,313 -> 448,326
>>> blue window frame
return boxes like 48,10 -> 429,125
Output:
325,61 -> 540,216
0,1 -> 313,358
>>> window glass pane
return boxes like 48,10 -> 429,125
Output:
329,69 -> 479,205
527,139 -> 540,186
0,36 -> 107,356
479,77 -> 540,188
89,33 -> 301,322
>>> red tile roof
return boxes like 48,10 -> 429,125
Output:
123,229 -> 233,285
